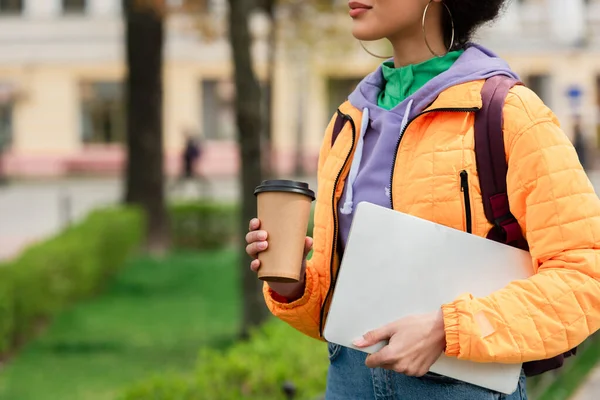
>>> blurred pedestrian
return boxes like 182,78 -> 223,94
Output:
171,131 -> 211,199
182,134 -> 201,180
246,1 -> 600,399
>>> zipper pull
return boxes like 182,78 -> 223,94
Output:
460,170 -> 468,191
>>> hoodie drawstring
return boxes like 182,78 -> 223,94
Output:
340,99 -> 414,215
399,99 -> 414,137
340,108 -> 369,215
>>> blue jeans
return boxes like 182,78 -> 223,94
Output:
326,343 -> 528,400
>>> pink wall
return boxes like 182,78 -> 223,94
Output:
0,142 -> 319,178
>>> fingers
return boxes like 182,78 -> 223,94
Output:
245,240 -> 268,259
248,218 -> 261,231
353,325 -> 393,348
245,218 -> 268,260
365,347 -> 394,369
247,220 -> 312,276
303,237 -> 314,258
411,367 -> 430,377
250,259 -> 261,272
245,230 -> 268,246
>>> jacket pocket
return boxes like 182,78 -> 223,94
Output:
460,170 -> 473,234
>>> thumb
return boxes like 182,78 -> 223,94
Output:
353,325 -> 393,348
303,237 -> 314,259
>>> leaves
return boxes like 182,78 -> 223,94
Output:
168,0 -> 351,55
120,319 -> 329,400
269,0 -> 352,56
132,0 -> 211,18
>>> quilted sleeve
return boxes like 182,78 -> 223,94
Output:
261,111 -> 339,340
442,114 -> 600,363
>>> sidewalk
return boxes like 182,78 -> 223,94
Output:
0,178 -> 120,261
0,176 -> 317,261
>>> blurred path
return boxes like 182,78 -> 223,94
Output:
0,178 -> 119,261
0,176 -> 317,261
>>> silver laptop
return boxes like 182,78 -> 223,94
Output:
323,202 -> 533,395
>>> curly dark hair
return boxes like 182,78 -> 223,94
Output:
442,0 -> 509,49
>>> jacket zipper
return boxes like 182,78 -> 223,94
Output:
389,107 -> 480,208
318,111 -> 357,337
460,170 -> 473,234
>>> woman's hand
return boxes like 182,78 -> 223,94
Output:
353,310 -> 447,377
245,218 -> 313,301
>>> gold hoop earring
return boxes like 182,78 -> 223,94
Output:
422,0 -> 455,58
359,41 -> 392,60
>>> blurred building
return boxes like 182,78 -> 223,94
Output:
0,0 -> 599,178
0,0 -> 239,177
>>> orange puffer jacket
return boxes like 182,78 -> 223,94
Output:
263,80 -> 600,364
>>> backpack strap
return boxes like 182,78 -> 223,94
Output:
475,76 -> 528,249
477,77 -> 578,377
331,110 -> 349,147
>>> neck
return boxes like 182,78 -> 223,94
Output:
388,3 -> 447,67
389,36 -> 442,67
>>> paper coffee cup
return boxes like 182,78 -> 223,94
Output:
254,180 -> 315,283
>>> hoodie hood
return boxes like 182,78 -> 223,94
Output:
337,44 -> 520,253
348,43 -> 520,121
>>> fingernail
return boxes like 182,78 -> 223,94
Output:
353,338 -> 368,347
258,232 -> 267,240
259,242 -> 267,250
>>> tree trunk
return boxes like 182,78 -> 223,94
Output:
228,0 -> 270,337
294,47 -> 307,177
263,0 -> 276,178
123,0 -> 170,254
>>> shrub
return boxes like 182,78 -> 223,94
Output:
0,267 -> 14,352
121,319 -> 328,400
170,202 -> 238,250
0,207 -> 144,353
169,201 -> 315,251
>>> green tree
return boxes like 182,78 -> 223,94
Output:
175,0 -> 271,334
216,0 -> 348,334
258,0 -> 349,175
122,0 -> 349,334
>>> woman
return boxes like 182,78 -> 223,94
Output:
246,1 -> 600,398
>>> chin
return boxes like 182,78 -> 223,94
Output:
351,24 -> 386,42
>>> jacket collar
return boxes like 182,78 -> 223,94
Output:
428,80 -> 484,110
340,80 -> 485,118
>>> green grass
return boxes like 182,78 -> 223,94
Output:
0,250 -> 240,400
530,335 -> 600,400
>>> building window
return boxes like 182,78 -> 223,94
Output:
63,0 -> 86,14
327,77 -> 361,121
0,0 -> 23,15
80,82 -> 125,144
0,103 -> 12,151
524,74 -> 552,106
201,80 -> 235,140
0,82 -> 15,150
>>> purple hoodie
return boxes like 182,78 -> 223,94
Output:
338,44 -> 520,255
